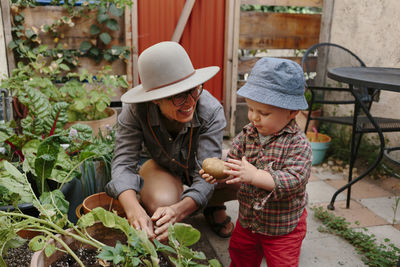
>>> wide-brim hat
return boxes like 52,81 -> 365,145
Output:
121,41 -> 220,103
237,57 -> 308,110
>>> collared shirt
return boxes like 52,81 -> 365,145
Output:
105,90 -> 226,209
227,120 -> 312,236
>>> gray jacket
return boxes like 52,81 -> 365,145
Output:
105,90 -> 226,208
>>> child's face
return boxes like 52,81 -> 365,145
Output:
246,98 -> 299,136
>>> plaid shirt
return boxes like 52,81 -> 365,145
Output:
228,120 -> 312,236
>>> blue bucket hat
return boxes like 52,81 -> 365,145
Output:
237,57 -> 308,110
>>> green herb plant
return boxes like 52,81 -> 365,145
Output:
0,161 -> 221,267
312,206 -> 400,267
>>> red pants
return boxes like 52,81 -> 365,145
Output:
229,209 -> 307,267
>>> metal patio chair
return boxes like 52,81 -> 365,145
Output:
301,42 -> 400,210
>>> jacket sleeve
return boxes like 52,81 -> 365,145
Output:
105,104 -> 144,199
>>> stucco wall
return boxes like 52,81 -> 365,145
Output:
328,0 -> 400,146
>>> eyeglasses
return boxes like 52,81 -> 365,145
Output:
170,85 -> 203,107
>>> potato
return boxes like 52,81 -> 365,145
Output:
202,157 -> 229,180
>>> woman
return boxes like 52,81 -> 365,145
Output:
105,41 -> 238,241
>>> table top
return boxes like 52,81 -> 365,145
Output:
327,67 -> 400,92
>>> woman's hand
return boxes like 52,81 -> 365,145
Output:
151,197 -> 198,242
118,190 -> 156,239
224,156 -> 258,184
127,205 -> 156,240
199,168 -> 217,184
199,169 -> 229,184
151,206 -> 178,242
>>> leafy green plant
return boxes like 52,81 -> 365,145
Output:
0,113 -> 117,208
304,89 -> 322,111
79,128 -> 115,197
312,206 -> 400,267
1,126 -> 77,194
1,44 -> 127,124
0,161 -> 221,267
60,66 -> 127,121
9,0 -> 132,67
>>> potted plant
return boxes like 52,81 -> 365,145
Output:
61,66 -> 127,136
0,123 -> 90,210
1,46 -> 127,136
0,86 -> 113,213
306,127 -> 331,165
0,161 -> 221,267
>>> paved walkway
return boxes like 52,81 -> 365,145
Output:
188,163 -> 400,267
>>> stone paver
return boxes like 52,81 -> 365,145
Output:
300,235 -> 366,267
307,180 -> 346,204
363,225 -> 400,248
360,196 -> 400,224
312,167 -> 346,181
325,178 -> 394,199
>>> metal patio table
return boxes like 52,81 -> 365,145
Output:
326,66 -> 400,210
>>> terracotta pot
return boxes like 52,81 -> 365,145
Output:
17,229 -> 42,239
64,107 -> 117,137
30,222 -> 126,267
76,192 -> 125,219
296,108 -> 322,132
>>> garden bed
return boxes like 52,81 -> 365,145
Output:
3,222 -> 219,267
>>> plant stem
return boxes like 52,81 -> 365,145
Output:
58,154 -> 98,189
0,211 -> 101,249
72,224 -> 106,248
41,229 -> 85,267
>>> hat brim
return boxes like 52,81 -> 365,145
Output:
237,82 -> 308,110
121,66 -> 220,103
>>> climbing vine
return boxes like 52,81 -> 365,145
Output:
9,0 -> 132,68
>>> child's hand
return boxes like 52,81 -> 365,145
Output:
224,156 -> 258,185
199,168 -> 217,184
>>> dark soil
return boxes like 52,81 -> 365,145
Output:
49,248 -> 171,267
50,247 -> 100,267
4,243 -> 170,267
3,230 -> 218,266
3,243 -> 33,267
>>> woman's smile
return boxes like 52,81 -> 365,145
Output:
178,105 -> 194,116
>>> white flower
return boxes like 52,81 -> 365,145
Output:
69,128 -> 78,138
